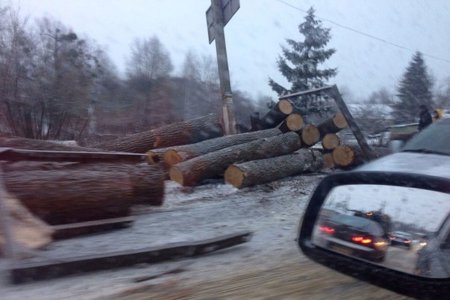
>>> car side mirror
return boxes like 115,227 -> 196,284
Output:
298,171 -> 450,299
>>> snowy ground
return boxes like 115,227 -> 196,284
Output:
1,173 -> 406,299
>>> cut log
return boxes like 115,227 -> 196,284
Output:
162,128 -> 281,166
0,137 -> 100,152
277,99 -> 294,115
317,112 -> 348,136
321,133 -> 340,150
279,113 -> 304,133
92,114 -> 224,153
169,132 -> 302,186
224,149 -> 323,188
0,148 -> 146,163
300,125 -> 320,146
0,191 -> 53,256
332,145 -> 364,168
4,164 -> 165,225
322,152 -> 335,169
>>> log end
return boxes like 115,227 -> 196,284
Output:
164,149 -> 183,166
334,112 -> 348,129
169,166 -> 185,186
278,99 -> 294,115
224,165 -> 245,189
322,133 -> 340,150
301,125 -> 320,146
286,114 -> 304,132
332,145 -> 354,167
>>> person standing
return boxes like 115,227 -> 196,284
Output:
418,105 -> 432,131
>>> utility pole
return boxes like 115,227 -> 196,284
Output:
206,0 -> 239,135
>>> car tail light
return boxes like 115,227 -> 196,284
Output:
319,225 -> 335,234
351,236 -> 372,244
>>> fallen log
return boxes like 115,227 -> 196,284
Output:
10,231 -> 252,283
0,191 -> 53,256
169,132 -> 302,186
300,124 -> 320,146
279,113 -> 304,133
0,148 -> 147,163
92,114 -> 224,153
160,128 -> 281,166
0,137 -> 100,152
224,149 -> 323,188
277,99 -> 295,115
4,164 -> 165,225
321,133 -> 340,150
317,112 -> 348,136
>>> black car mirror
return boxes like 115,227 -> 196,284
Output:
298,171 -> 450,298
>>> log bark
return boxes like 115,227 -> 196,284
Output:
300,125 -> 320,146
332,145 -> 364,168
0,137 -> 100,152
4,163 -> 165,225
162,128 -> 281,166
0,191 -> 53,256
279,113 -> 304,133
169,132 -> 302,186
92,114 -> 224,153
317,112 -> 348,136
321,133 -> 340,150
224,149 -> 323,188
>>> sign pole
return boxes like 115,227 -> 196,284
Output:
210,0 -> 236,134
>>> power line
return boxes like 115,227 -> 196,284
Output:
275,0 -> 450,65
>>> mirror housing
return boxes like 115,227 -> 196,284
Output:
298,171 -> 450,299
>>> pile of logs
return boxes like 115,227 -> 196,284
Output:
143,107 -> 363,188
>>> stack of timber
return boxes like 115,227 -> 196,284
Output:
0,190 -> 54,256
169,132 -> 302,186
224,149 -> 323,188
92,114 -> 224,153
4,163 -> 165,225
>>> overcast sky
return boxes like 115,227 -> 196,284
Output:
11,0 -> 450,100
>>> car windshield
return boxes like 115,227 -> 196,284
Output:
402,118 -> 450,156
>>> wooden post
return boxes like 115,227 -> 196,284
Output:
327,85 -> 375,160
211,0 -> 236,135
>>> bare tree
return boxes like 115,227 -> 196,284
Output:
126,36 -> 173,82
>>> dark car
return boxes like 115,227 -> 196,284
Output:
389,231 -> 412,249
317,213 -> 389,263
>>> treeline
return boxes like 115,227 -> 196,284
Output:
0,5 -> 266,142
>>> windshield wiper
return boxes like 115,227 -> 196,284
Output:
402,149 -> 449,156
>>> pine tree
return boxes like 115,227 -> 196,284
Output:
393,52 -> 433,123
269,7 -> 336,96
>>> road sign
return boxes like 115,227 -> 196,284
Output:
206,0 -> 240,44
